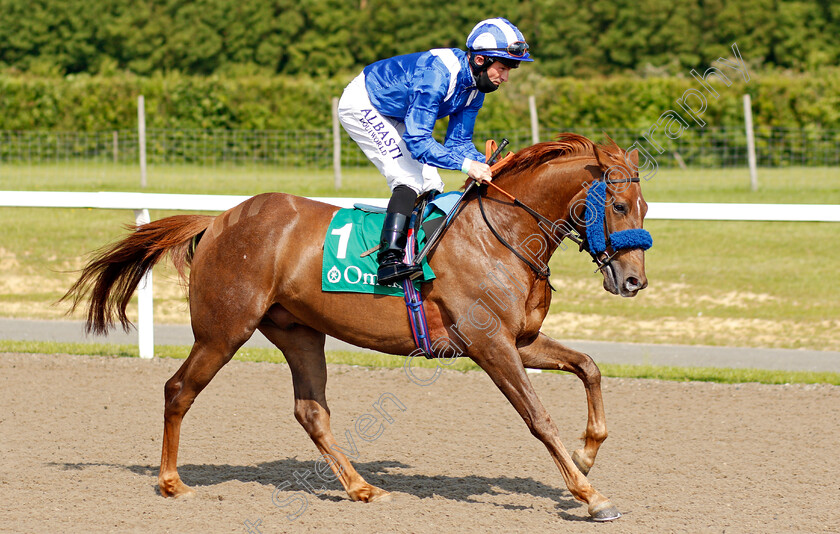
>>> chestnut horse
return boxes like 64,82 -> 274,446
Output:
64,133 -> 648,521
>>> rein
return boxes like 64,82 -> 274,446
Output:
477,173 -> 645,283
477,189 -> 559,279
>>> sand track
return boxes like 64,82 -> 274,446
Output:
1,352 -> 839,533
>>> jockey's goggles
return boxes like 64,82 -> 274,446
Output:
476,41 -> 529,57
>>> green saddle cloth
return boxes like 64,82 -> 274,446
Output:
321,208 -> 437,296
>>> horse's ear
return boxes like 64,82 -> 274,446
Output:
593,144 -> 613,172
625,147 -> 639,171
602,133 -> 620,151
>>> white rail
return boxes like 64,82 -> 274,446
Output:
645,202 -> 840,222
2,190 -> 838,358
2,191 -> 838,221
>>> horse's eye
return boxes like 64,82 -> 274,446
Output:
613,203 -> 628,214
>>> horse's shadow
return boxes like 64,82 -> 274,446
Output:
50,458 -> 582,513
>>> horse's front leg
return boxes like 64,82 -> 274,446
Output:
517,332 -> 607,476
471,337 -> 620,521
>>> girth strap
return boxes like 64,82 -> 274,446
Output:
401,209 -> 434,358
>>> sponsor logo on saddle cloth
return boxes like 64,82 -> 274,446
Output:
322,208 -> 436,296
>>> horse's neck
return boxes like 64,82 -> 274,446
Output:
452,162 -> 590,279
492,158 -> 592,232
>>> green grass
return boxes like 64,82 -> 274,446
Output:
549,218 -> 839,320
0,162 -> 394,197
640,166 -> 840,204
3,339 -> 838,385
1,164 -> 839,350
595,362 -> 840,385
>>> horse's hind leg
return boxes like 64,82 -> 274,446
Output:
159,337 -> 243,497
258,320 -> 391,503
517,333 -> 607,476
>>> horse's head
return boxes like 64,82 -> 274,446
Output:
570,140 -> 651,297
481,133 -> 651,297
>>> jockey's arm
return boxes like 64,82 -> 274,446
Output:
444,100 -> 492,182
402,69 -> 479,173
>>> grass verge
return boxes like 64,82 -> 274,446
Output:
2,340 -> 838,386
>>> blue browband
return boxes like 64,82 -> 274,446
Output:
584,181 -> 653,255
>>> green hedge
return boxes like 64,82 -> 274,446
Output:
2,71 -> 839,134
3,0 -> 840,78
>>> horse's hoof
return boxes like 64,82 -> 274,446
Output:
572,449 -> 592,476
589,501 -> 621,522
159,480 -> 196,499
351,484 -> 391,503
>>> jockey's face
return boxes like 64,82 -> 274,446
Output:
473,55 -> 513,89
485,61 -> 512,86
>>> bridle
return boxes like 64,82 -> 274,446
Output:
476,173 -> 647,286
578,175 -> 650,273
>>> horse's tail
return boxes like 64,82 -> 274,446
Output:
61,214 -> 214,335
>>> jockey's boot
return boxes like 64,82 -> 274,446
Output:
377,212 -> 423,285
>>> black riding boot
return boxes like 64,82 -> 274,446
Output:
377,212 -> 423,285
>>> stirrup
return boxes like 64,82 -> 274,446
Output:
377,212 -> 420,285
377,260 -> 422,285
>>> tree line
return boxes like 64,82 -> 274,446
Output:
1,0 -> 838,78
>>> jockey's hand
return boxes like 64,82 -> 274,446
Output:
467,160 -> 493,184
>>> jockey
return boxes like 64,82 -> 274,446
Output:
338,17 -> 533,285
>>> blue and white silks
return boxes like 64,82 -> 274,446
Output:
363,48 -> 486,171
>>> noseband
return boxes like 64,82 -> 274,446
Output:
477,173 -> 652,286
583,177 -> 653,273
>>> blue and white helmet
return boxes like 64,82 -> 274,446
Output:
466,18 -> 533,62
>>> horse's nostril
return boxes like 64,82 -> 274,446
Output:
625,277 -> 640,291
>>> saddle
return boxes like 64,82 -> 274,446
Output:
324,140 -> 513,358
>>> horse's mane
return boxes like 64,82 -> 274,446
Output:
498,132 -> 625,177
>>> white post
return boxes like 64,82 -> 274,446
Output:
529,95 -> 539,145
138,95 -> 147,188
133,208 -> 154,359
743,94 -> 758,192
332,96 -> 342,189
